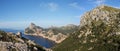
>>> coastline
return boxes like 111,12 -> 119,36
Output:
24,33 -> 67,43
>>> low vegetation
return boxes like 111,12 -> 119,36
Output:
52,5 -> 120,51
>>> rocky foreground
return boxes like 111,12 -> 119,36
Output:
0,30 -> 45,51
0,41 -> 27,51
25,23 -> 78,43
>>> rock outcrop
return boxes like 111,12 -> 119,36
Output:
52,5 -> 120,51
16,32 -> 22,38
0,30 -> 45,51
25,23 -> 43,34
0,41 -> 27,51
25,23 -> 78,43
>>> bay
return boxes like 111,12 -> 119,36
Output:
1,29 -> 56,48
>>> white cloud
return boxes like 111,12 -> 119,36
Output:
114,6 -> 120,9
48,2 -> 58,11
118,7 -> 120,9
69,2 -> 84,10
40,2 -> 58,11
74,15 -> 81,18
94,0 -> 106,5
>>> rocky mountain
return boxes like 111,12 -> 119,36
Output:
25,23 -> 78,43
25,23 -> 43,34
52,5 -> 120,51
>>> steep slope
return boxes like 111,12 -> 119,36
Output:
52,5 -> 120,51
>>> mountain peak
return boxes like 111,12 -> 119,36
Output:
94,5 -> 120,12
29,23 -> 36,29
30,22 -> 35,26
96,5 -> 106,9
80,5 -> 120,27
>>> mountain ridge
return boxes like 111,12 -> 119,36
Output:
52,5 -> 120,51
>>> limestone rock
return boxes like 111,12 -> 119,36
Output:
24,23 -> 78,43
52,5 -> 120,51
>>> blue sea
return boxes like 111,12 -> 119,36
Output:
0,29 -> 56,48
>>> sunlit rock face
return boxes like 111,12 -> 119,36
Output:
0,41 -> 28,51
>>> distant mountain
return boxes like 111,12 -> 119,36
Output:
24,23 -> 78,43
25,23 -> 43,34
52,5 -> 120,51
47,24 -> 78,35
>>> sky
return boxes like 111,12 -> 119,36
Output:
0,0 -> 120,30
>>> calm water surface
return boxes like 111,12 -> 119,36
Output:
22,34 -> 56,48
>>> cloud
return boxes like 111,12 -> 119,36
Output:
112,6 -> 120,9
118,7 -> 120,9
48,2 -> 58,11
74,15 -> 81,18
69,2 -> 84,10
40,2 -> 58,11
94,0 -> 106,5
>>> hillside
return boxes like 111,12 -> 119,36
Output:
52,5 -> 120,51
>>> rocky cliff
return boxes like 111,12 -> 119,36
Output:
25,23 -> 43,34
25,23 -> 78,43
52,5 -> 120,51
